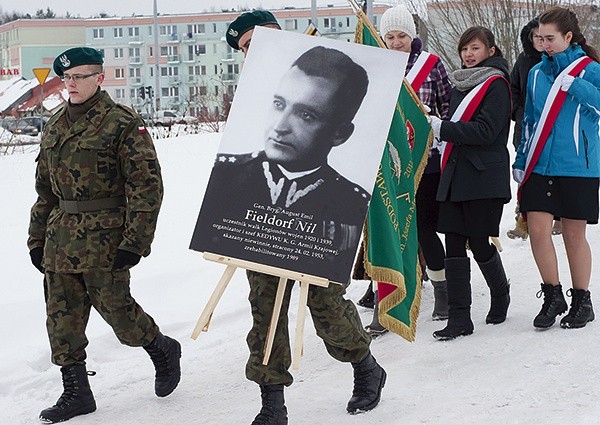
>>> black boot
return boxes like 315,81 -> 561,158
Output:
252,384 -> 288,425
39,364 -> 96,423
346,352 -> 386,414
433,257 -> 474,340
560,289 -> 595,329
357,283 -> 375,309
477,250 -> 510,324
143,333 -> 182,397
365,291 -> 388,339
428,268 -> 448,321
533,283 -> 568,329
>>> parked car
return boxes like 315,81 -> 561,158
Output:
20,116 -> 49,132
0,118 -> 39,136
153,110 -> 182,126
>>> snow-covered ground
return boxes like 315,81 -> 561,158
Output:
1,133 -> 598,424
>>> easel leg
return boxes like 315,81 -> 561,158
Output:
191,265 -> 237,339
292,281 -> 310,370
262,276 -> 288,365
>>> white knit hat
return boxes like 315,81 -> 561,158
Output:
379,5 -> 416,39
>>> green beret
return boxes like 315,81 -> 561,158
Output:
53,47 -> 104,77
226,10 -> 279,50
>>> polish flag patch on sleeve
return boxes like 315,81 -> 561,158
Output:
138,126 -> 147,134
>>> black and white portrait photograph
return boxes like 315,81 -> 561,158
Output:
190,26 -> 408,284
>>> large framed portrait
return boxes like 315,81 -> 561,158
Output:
190,26 -> 408,284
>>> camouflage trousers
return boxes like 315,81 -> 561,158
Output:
44,269 -> 159,366
245,270 -> 371,386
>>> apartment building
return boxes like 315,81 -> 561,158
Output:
0,5 -> 390,117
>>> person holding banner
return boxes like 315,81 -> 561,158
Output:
223,13 -> 387,423
360,4 -> 452,337
513,6 -> 600,330
429,27 -> 512,341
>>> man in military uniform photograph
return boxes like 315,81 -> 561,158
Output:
27,47 -> 181,423
191,13 -> 387,425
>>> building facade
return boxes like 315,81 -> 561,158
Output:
0,6 -> 389,118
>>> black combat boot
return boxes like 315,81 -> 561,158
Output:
533,283 -> 568,329
428,268 -> 449,321
357,283 -> 375,309
39,364 -> 96,423
477,249 -> 510,324
346,352 -> 386,414
560,289 -> 595,329
433,257 -> 474,340
252,384 -> 288,425
143,333 -> 182,397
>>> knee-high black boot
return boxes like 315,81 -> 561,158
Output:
477,249 -> 510,324
433,257 -> 473,340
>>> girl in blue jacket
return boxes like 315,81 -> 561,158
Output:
513,6 -> 600,330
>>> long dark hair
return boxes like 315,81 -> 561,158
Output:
457,26 -> 503,59
539,6 -> 600,62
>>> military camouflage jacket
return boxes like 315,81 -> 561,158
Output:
27,92 -> 163,272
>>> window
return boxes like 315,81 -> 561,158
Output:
227,64 -> 239,74
114,48 -> 124,59
160,25 -> 177,36
189,65 -> 206,76
160,66 -> 179,77
128,27 -> 140,37
129,47 -> 141,63
284,19 -> 297,30
115,88 -> 125,99
160,45 -> 178,57
128,67 -> 141,77
93,28 -> 104,39
161,87 -> 179,97
130,88 -> 138,98
115,68 -> 125,79
187,24 -> 205,34
114,28 -> 123,38
213,23 -> 217,33
323,18 -> 336,28
195,44 -> 206,55
214,86 -> 219,96
190,86 -> 207,97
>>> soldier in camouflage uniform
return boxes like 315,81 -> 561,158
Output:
27,47 -> 181,424
223,13 -> 387,425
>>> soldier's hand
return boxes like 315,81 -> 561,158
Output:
29,247 -> 45,274
113,249 -> 142,270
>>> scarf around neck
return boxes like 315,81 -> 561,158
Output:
449,66 -> 504,91
66,89 -> 104,125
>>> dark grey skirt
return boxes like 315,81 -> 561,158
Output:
438,198 -> 505,237
519,173 -> 599,224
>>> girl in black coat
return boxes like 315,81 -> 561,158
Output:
428,27 -> 512,340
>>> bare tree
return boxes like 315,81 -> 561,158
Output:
408,0 -> 599,71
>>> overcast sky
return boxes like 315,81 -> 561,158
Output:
4,0 -> 387,18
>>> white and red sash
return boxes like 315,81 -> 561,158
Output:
439,74 -> 507,171
406,51 -> 439,92
519,56 -> 593,190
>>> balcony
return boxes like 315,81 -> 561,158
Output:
168,77 -> 180,86
187,75 -> 200,84
167,54 -> 180,64
182,55 -> 197,63
128,36 -> 144,45
221,53 -> 236,62
129,77 -> 143,86
129,56 -> 143,66
221,73 -> 237,82
181,33 -> 196,43
167,34 -> 180,44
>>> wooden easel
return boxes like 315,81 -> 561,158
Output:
191,252 -> 330,369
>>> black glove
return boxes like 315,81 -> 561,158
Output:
113,249 -> 142,270
29,247 -> 45,274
